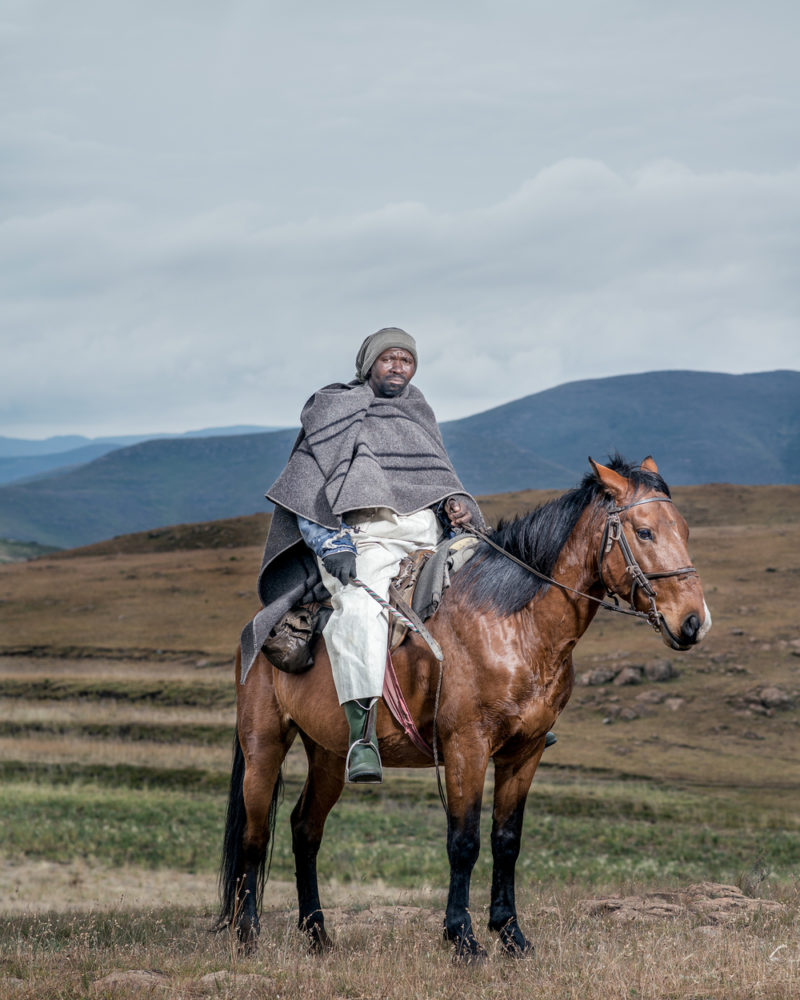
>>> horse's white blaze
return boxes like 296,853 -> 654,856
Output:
698,600 -> 712,640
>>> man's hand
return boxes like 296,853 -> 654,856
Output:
322,550 -> 358,586
445,497 -> 473,528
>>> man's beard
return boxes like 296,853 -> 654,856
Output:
373,375 -> 408,397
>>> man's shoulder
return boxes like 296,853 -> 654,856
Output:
300,380 -> 361,409
317,381 -> 358,393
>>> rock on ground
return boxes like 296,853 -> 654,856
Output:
91,969 -> 274,997
644,658 -> 676,681
196,971 -> 274,992
579,882 -> 783,925
91,970 -> 169,995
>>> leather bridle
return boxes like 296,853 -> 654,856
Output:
464,494 -> 698,636
597,496 -> 698,633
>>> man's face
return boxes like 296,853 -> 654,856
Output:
367,348 -> 416,397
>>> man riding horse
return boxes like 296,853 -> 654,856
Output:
243,328 -> 483,783
224,338 -> 707,956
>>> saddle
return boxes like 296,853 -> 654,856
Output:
262,534 -> 478,674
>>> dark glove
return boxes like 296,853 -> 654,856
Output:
322,550 -> 358,586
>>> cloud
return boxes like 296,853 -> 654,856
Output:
2,156 -> 798,435
1,3 -> 799,436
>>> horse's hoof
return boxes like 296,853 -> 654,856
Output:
443,918 -> 487,964
449,933 -> 487,965
233,919 -> 259,956
301,918 -> 333,955
307,931 -> 333,955
496,921 -> 534,958
452,940 -> 487,966
500,932 -> 534,958
236,932 -> 259,957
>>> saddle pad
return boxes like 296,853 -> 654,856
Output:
388,534 -> 479,651
388,548 -> 433,651
412,534 -> 479,621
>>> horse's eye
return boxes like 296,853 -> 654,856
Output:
636,528 -> 653,541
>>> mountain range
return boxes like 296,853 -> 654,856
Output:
0,370 -> 797,549
0,425 -> 284,484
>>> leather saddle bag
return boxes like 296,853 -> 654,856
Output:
262,601 -> 331,674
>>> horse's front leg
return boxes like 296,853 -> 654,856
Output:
442,735 -> 491,963
488,742 -> 544,957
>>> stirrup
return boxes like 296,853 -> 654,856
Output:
345,738 -> 383,784
344,698 -> 383,784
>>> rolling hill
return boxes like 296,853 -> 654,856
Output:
0,424 -> 285,459
0,442 -> 123,486
0,369 -> 797,548
452,369 -> 800,487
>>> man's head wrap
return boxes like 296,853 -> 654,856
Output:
355,328 -> 418,382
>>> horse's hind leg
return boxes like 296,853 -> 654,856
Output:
218,658 -> 295,951
235,733 -> 294,948
488,745 -> 543,957
290,738 -> 345,952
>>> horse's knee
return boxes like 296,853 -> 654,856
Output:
491,822 -> 521,866
290,802 -> 322,858
243,774 -> 277,830
447,820 -> 480,872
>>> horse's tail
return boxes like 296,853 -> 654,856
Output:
215,727 -> 284,931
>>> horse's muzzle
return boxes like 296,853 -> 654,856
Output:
659,602 -> 712,651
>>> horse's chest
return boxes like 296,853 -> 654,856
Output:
513,699 -> 557,742
501,665 -> 574,744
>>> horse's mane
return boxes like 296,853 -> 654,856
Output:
450,454 -> 671,616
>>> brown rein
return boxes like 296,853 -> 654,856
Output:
464,496 -> 698,634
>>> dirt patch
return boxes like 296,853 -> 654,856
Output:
90,969 -> 277,997
0,858 -> 443,917
580,881 -> 784,924
90,970 -> 170,996
0,859 -> 226,914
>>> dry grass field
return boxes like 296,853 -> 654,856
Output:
0,483 -> 799,998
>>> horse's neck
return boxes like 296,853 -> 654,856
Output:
521,504 -> 604,646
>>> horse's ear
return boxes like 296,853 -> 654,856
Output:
641,455 -> 659,474
588,457 -> 630,504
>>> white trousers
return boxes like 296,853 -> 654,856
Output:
317,507 -> 442,704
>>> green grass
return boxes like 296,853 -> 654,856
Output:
323,785 -> 800,889
2,771 -> 797,888
0,677 -> 233,707
0,906 -> 205,961
0,784 -> 226,872
0,720 -> 232,745
0,537 -> 61,563
0,760 -> 231,793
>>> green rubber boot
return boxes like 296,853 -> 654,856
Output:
342,699 -> 382,784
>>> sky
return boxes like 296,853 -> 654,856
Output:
1,0 -> 799,439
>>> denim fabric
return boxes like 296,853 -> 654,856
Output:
296,515 -> 356,558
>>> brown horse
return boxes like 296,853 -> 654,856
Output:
217,455 -> 711,960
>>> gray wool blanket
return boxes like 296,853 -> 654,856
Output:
239,380 -> 484,682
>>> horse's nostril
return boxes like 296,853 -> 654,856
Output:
681,613 -> 700,641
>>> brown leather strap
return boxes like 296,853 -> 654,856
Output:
382,650 -> 434,759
